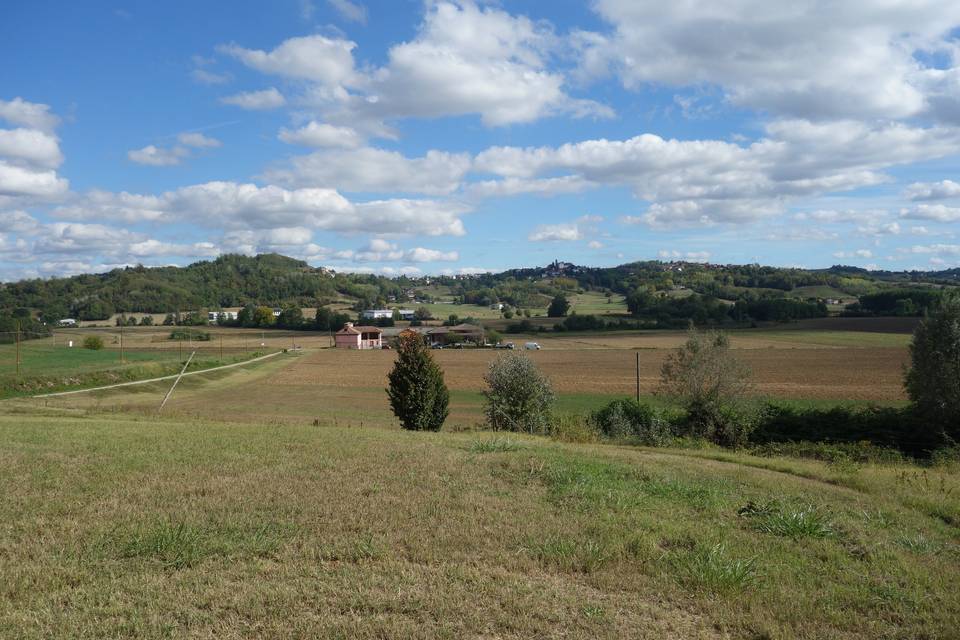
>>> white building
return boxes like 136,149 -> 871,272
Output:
207,310 -> 238,323
361,309 -> 394,320
397,309 -> 415,320
57,318 -> 77,327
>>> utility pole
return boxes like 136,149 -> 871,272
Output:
635,351 -> 640,404
15,320 -> 21,377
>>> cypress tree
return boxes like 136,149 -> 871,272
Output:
387,332 -> 449,431
905,293 -> 960,444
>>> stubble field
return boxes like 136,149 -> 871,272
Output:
27,321 -> 911,429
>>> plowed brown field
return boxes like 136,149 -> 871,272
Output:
33,323 -> 911,428
271,346 -> 909,400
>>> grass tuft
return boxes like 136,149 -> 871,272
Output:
671,543 -> 760,593
894,533 -> 940,555
526,535 -> 612,573
118,520 -> 204,569
739,502 -> 835,539
467,436 -> 524,453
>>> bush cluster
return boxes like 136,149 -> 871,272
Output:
589,399 -> 676,446
169,329 -> 211,342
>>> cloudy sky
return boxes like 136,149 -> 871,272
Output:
2,0 -> 960,280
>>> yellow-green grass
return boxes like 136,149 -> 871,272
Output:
0,340 -> 274,399
790,285 -> 854,300
0,412 -> 957,638
417,302 -> 510,320
567,291 -> 629,315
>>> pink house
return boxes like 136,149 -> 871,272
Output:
335,323 -> 384,349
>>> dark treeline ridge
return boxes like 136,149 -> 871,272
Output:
1,254 -> 958,326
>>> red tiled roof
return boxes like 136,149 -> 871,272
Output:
336,324 -> 383,335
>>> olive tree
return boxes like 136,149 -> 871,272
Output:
905,293 -> 960,443
483,352 -> 554,433
660,327 -> 753,447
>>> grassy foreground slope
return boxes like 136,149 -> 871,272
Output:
2,414 -> 958,639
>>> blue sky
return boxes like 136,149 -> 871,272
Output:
2,0 -> 960,280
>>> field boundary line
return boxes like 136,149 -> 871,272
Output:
27,350 -> 283,399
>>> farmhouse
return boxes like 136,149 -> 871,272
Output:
335,323 -> 383,349
427,323 -> 484,346
361,309 -> 394,320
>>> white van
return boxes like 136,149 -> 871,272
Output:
524,342 -> 541,350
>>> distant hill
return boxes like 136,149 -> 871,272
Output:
0,254 -> 957,323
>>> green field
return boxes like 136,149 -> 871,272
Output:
0,342 -> 177,379
1,413 -> 957,638
0,339 -> 263,399
791,285 -> 853,300
567,291 -> 628,315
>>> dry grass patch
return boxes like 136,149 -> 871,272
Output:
2,413 -> 957,638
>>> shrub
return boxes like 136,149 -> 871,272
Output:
561,314 -> 607,331
547,294 -> 570,318
386,331 -> 449,431
169,329 -> 211,341
590,399 -> 675,446
483,352 -> 554,433
750,440 -> 905,465
752,403 -> 930,455
82,335 -> 104,350
660,328 -> 753,447
549,414 -> 599,443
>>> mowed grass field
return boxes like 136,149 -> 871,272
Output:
0,328 -> 301,399
1,413 -> 957,638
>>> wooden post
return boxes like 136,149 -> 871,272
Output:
635,351 -> 640,403
219,335 -> 223,361
15,320 -> 21,377
119,323 -> 125,364
179,338 -> 183,361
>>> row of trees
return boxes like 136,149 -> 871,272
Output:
387,293 -> 960,454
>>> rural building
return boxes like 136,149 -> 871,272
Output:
361,309 -> 394,320
335,323 -> 383,349
397,309 -> 415,320
427,323 -> 484,346
57,318 -> 77,327
207,310 -> 238,323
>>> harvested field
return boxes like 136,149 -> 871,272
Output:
267,346 -> 909,401
35,338 -> 909,430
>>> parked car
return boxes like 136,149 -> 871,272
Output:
496,342 -> 515,350
524,342 -> 541,350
